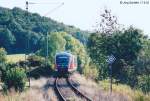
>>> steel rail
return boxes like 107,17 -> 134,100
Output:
67,77 -> 93,101
55,77 -> 93,101
54,78 -> 66,101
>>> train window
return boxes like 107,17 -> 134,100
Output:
56,55 -> 69,67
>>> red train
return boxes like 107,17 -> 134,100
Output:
55,52 -> 77,75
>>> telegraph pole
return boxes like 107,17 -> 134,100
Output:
46,32 -> 48,67
26,1 -> 31,87
25,0 -> 64,86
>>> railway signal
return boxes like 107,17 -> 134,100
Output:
106,55 -> 116,64
106,54 -> 116,94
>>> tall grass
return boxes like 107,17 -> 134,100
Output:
0,77 -> 58,101
99,80 -> 150,101
6,54 -> 26,63
71,73 -> 129,101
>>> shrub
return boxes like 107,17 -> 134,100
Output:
28,66 -> 53,79
83,63 -> 99,80
0,48 -> 7,81
27,54 -> 45,67
137,75 -> 150,93
0,48 -> 7,63
3,67 -> 27,92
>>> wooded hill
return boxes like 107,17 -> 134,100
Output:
0,7 -> 89,53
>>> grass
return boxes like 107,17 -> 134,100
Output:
0,73 -> 149,101
99,79 -> 150,101
71,73 -> 129,101
0,77 -> 58,101
6,54 -> 27,63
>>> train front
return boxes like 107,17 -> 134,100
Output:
55,52 -> 71,75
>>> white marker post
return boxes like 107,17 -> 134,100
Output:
106,54 -> 116,94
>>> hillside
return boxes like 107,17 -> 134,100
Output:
0,7 -> 89,54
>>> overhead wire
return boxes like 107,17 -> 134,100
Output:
25,1 -> 64,16
44,2 -> 64,16
25,0 -> 62,4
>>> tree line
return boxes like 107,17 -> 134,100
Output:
0,7 -> 88,54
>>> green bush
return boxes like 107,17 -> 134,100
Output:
0,48 -> 7,63
27,54 -> 45,67
137,75 -> 150,93
1,63 -> 19,82
0,48 -> 7,81
3,67 -> 27,92
83,63 -> 99,80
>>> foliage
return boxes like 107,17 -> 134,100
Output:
38,32 -> 95,75
88,27 -> 144,81
39,32 -> 66,64
135,38 -> 150,75
87,33 -> 109,79
0,48 -> 7,63
71,31 -> 89,45
96,9 -> 119,35
0,28 -> 15,51
0,7 -> 89,53
3,67 -> 27,92
6,54 -> 26,63
0,48 -> 7,81
137,75 -> 150,93
28,66 -> 53,79
83,62 -> 99,80
90,9 -> 146,84
88,8 -> 150,92
27,54 -> 45,67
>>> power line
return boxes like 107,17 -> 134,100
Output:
28,2 -> 64,5
25,1 -> 64,16
44,2 -> 64,16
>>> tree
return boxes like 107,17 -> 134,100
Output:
38,32 -> 95,75
0,28 -> 16,51
135,38 -> 150,75
96,9 -> 119,36
137,75 -> 150,93
38,32 -> 66,66
0,48 -> 7,63
0,48 -> 7,81
3,67 -> 27,92
0,7 -> 89,53
88,27 -> 143,81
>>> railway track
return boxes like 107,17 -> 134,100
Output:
55,77 -> 92,101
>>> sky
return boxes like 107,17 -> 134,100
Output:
0,0 -> 150,36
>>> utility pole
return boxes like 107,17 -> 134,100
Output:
26,1 -> 31,87
25,0 -> 64,86
44,2 -> 64,67
46,32 -> 48,67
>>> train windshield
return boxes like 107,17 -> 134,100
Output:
56,55 -> 69,68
